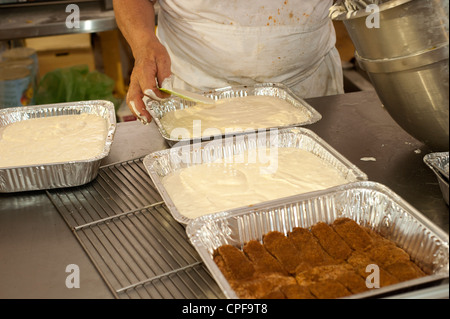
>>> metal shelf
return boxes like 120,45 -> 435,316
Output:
46,158 -> 225,299
0,0 -> 116,40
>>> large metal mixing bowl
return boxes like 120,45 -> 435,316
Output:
334,0 -> 449,151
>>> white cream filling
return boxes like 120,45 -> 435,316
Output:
160,95 -> 310,139
161,147 -> 349,219
0,114 -> 108,167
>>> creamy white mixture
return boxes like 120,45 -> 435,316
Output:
160,95 -> 310,139
0,114 -> 108,167
162,147 -> 349,219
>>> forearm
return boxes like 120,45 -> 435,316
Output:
113,0 -> 159,59
113,0 -> 171,123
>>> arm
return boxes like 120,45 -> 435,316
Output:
113,0 -> 171,123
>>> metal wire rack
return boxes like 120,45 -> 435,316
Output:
46,158 -> 224,299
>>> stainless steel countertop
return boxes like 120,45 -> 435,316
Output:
0,91 -> 448,299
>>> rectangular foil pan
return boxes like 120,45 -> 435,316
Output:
424,152 -> 449,205
146,82 -> 322,146
143,127 -> 368,225
186,181 -> 450,299
0,100 -> 116,193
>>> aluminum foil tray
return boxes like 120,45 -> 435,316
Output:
424,152 -> 449,205
143,127 -> 368,225
0,100 -> 116,193
146,82 -> 322,146
186,181 -> 450,299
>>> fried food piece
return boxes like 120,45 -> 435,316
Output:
308,281 -> 352,299
362,231 -> 426,282
296,264 -> 368,295
261,290 -> 286,299
365,227 -> 390,242
332,218 -> 374,251
310,222 -> 353,260
288,227 -> 337,268
295,266 -> 354,299
364,241 -> 411,268
213,245 -> 255,281
332,265 -> 369,294
263,231 -> 303,274
213,254 -> 233,282
214,221 -> 427,299
243,240 -> 288,276
347,250 -> 399,287
280,284 -> 315,299
385,261 -> 426,282
232,273 -> 297,299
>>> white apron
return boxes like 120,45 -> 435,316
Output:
156,0 -> 343,98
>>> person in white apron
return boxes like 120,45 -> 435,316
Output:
114,0 -> 344,124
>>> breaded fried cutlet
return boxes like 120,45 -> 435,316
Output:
263,231 -> 303,274
347,250 -> 399,287
243,240 -> 288,276
296,264 -> 368,295
280,284 -> 315,299
385,261 -> 426,282
213,220 -> 428,299
213,254 -> 233,282
308,281 -> 352,299
364,241 -> 411,268
332,218 -> 374,251
213,245 -> 255,281
261,290 -> 286,299
288,227 -> 337,267
213,254 -> 232,281
329,264 -> 369,294
310,222 -> 353,260
365,227 -> 391,243
361,232 -> 426,282
232,273 -> 297,299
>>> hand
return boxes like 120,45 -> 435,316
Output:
127,40 -> 172,124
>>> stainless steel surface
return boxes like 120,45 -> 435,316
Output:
335,0 -> 449,152
144,127 -> 368,225
0,0 -> 100,8
333,0 -> 449,60
355,44 -> 449,74
355,49 -> 449,152
0,1 -> 117,40
0,91 -> 448,299
308,92 -> 448,225
187,181 -> 449,299
0,100 -> 116,193
0,191 -> 115,298
147,83 -> 322,146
